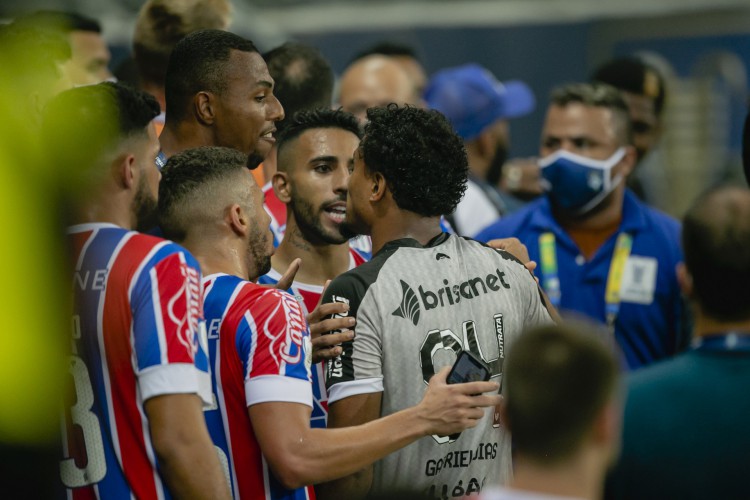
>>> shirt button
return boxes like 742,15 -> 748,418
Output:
575,255 -> 585,266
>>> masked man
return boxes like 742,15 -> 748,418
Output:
477,83 -> 688,370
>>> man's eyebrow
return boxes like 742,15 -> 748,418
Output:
256,80 -> 273,89
308,155 -> 338,164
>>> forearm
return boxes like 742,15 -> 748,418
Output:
269,405 -> 426,488
157,436 -> 230,499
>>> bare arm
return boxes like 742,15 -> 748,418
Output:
249,367 -> 500,495
145,393 -> 231,500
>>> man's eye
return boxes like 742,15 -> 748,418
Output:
315,164 -> 332,173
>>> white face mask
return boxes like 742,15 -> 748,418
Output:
539,147 -> 626,215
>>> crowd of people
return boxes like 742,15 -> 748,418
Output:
1,2 -> 749,499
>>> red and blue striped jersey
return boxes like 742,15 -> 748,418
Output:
202,273 -> 314,500
63,223 -> 212,500
256,248 -> 368,428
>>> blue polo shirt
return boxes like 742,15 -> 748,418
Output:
476,190 -> 689,369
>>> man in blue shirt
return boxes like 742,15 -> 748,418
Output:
477,83 -> 687,369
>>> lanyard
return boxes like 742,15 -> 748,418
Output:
692,333 -> 750,353
538,232 -> 633,329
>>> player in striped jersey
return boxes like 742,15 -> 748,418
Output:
45,82 -> 230,499
159,146 -> 502,500
257,109 -> 368,429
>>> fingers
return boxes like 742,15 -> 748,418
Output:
275,258 -> 301,290
310,330 -> 354,364
524,260 -> 538,273
312,330 -> 354,348
430,366 -> 451,385
309,316 -> 355,339
306,301 -> 349,325
450,380 -> 500,396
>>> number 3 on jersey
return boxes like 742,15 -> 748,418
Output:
419,313 -> 505,444
60,355 -> 107,488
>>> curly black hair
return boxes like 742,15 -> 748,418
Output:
361,104 -> 468,216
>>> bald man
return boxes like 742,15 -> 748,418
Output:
338,54 -> 421,123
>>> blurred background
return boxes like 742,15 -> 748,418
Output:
3,0 -> 749,216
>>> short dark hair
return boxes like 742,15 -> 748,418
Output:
42,82 -> 159,181
263,42 -> 334,136
159,146 -> 249,241
361,104 -> 467,216
682,186 -> 750,322
550,82 -> 633,146
165,29 -> 258,123
351,41 -> 421,64
592,57 -> 666,117
505,322 -> 619,464
276,108 -> 362,171
133,0 -> 232,88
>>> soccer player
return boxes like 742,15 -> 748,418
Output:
159,29 -> 283,168
158,146 -> 502,499
318,105 -> 555,499
258,109 -> 367,428
45,83 -> 230,498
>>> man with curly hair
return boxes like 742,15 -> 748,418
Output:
317,105 -> 555,499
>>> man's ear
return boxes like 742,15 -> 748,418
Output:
677,262 -> 693,298
370,171 -> 387,202
195,91 -> 216,125
273,171 -> 291,204
617,145 -> 637,179
227,203 -> 248,237
115,153 -> 136,189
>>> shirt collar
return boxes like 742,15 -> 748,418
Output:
530,188 -> 647,235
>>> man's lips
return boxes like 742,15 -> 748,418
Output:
323,201 -> 346,223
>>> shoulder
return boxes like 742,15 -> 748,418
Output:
475,199 -> 544,242
624,353 -> 695,412
632,199 -> 683,261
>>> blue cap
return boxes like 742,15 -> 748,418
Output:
424,63 -> 535,141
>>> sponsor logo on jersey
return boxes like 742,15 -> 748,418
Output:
392,270 -> 511,324
392,280 -> 421,326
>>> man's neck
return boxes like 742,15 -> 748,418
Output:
511,453 -> 603,500
692,309 -> 750,338
273,220 -> 352,286
183,234 -> 251,282
159,122 -> 212,158
72,196 -> 133,230
370,208 -> 443,256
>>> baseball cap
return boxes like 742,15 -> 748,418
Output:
424,63 -> 535,141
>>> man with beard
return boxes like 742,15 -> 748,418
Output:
425,63 -> 535,237
257,109 -> 367,429
477,83 -> 687,370
318,105 -> 554,499
157,146 -> 502,499
45,82 -> 230,498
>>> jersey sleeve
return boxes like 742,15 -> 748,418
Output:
237,288 -> 313,408
129,249 -> 212,405
322,272 -> 384,404
493,247 -> 554,328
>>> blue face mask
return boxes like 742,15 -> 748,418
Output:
539,147 -> 626,215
